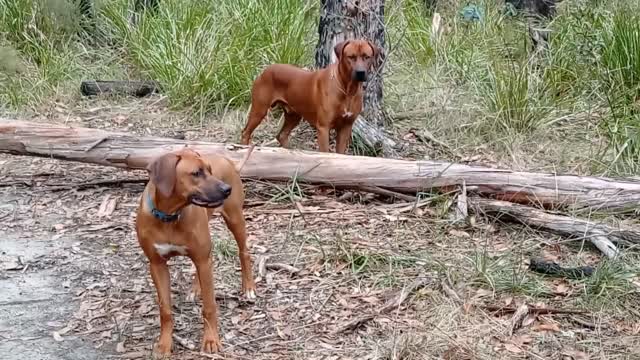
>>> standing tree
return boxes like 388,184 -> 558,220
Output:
315,0 -> 398,157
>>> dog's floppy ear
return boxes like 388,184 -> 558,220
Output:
147,153 -> 180,198
334,40 -> 351,60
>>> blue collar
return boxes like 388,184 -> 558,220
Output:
146,194 -> 181,223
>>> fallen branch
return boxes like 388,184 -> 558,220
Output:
356,185 -> 416,202
454,180 -> 468,223
413,128 -> 460,159
80,80 -> 160,97
332,278 -> 431,334
471,198 -> 634,258
507,303 -> 529,335
172,334 -> 196,350
528,258 -> 594,279
265,263 -> 300,275
440,279 -> 462,304
39,178 -> 146,191
2,120 -> 640,213
484,305 -> 586,316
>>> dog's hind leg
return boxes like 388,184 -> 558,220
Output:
240,102 -> 269,145
276,111 -> 302,148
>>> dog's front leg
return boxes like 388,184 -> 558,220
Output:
149,260 -> 174,355
317,126 -> 331,152
335,122 -> 354,154
222,209 -> 256,299
193,256 -> 222,353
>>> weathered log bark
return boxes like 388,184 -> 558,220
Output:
316,0 -> 397,156
1,120 -> 640,214
471,198 -> 640,258
80,80 -> 160,97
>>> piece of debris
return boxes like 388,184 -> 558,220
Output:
0,254 -> 24,271
97,195 -> 118,217
528,258 -> 594,279
332,277 -> 432,334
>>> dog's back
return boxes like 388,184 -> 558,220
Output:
251,63 -> 326,116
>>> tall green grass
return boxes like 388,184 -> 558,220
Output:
599,8 -> 640,172
434,1 -> 551,134
399,0 -> 436,66
542,2 -> 606,103
0,0 -> 82,109
99,0 -> 317,112
479,58 -> 551,134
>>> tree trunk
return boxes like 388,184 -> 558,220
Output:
2,120 -> 640,214
316,0 -> 397,156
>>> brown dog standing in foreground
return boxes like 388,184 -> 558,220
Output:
135,147 -> 256,355
240,39 -> 377,153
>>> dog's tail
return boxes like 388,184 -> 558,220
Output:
235,144 -> 255,173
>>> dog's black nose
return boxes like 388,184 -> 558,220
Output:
220,183 -> 232,198
355,70 -> 367,82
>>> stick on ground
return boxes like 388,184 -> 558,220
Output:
332,278 -> 431,334
471,198 -> 632,258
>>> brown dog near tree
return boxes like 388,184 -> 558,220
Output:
135,147 -> 256,355
240,39 -> 377,154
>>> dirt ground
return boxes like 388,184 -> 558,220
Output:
1,98 -> 639,359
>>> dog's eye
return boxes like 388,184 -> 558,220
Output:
191,168 -> 204,177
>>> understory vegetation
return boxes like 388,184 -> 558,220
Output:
1,0 -> 639,173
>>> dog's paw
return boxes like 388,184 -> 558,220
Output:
244,288 -> 257,300
201,334 -> 222,353
153,340 -> 172,358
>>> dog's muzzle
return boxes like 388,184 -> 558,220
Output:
354,70 -> 367,82
190,183 -> 232,208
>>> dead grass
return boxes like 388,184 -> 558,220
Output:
1,98 -> 640,359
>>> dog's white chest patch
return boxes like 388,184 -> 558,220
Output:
154,244 -> 188,257
342,109 -> 354,118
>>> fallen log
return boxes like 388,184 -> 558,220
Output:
471,198 -> 640,258
1,120 -> 640,214
80,80 -> 160,97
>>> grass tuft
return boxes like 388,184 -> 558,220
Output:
599,6 -> 640,172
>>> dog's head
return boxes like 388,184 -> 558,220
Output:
147,148 -> 232,208
334,39 -> 378,82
